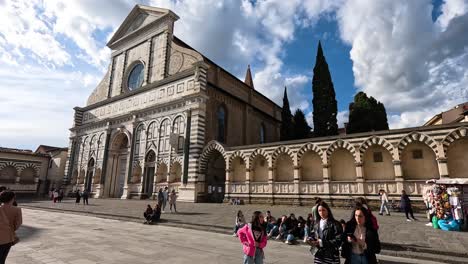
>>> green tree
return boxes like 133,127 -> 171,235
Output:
293,109 -> 311,139
312,41 -> 338,137
347,91 -> 389,133
280,87 -> 294,141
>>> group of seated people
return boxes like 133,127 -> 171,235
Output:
143,204 -> 162,224
233,197 -> 380,245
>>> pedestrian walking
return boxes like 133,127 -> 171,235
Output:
378,189 -> 390,216
169,189 -> 177,213
81,190 -> 89,205
342,204 -> 381,264
162,187 -> 168,212
58,189 -> 64,203
53,190 -> 59,203
75,189 -> 81,204
308,201 -> 342,264
157,188 -> 164,208
237,211 -> 268,264
0,191 -> 22,264
400,190 -> 416,221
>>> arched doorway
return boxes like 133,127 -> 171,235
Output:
205,150 -> 226,203
105,132 -> 129,198
446,138 -> 468,178
251,155 -> 268,182
85,158 -> 95,192
143,150 -> 156,197
20,167 -> 36,184
0,166 -> 17,183
231,157 -> 246,183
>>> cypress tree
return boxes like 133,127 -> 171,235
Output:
347,91 -> 389,133
293,109 -> 311,139
280,87 -> 294,141
312,41 -> 338,137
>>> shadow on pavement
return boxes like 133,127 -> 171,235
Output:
15,225 -> 43,241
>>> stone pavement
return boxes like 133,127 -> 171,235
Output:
10,209 -> 447,264
17,198 -> 468,262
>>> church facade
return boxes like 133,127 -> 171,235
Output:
64,5 -> 281,202
64,5 -> 468,204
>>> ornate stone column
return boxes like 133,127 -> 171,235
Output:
437,158 -> 449,178
268,166 -> 274,204
224,169 -> 231,202
293,165 -> 301,205
245,168 -> 251,203
355,162 -> 365,194
322,164 -> 330,194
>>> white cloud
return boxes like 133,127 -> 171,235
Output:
335,0 -> 468,128
336,110 -> 349,128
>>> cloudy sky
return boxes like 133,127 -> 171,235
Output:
0,0 -> 467,150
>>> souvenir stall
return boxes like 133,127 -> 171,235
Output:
424,178 -> 468,231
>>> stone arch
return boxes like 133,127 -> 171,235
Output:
147,120 -> 159,140
228,151 -> 247,170
443,127 -> 468,178
249,149 -> 269,182
359,136 -> 395,160
271,146 -> 295,167
442,127 -> 467,154
249,148 -> 270,169
297,143 -> 324,166
274,153 -> 294,182
0,164 -> 18,183
169,161 -> 182,183
199,141 -> 227,174
110,129 -> 131,150
400,141 -> 439,180
398,132 -> 438,158
326,140 -> 356,163
329,146 -> 357,181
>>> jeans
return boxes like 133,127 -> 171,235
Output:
286,234 -> 295,243
268,225 -> 279,236
351,253 -> 368,264
380,201 -> 389,215
304,226 -> 310,238
243,248 -> 263,264
162,199 -> 167,211
0,243 -> 12,264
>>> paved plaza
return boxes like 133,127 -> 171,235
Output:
9,209 -> 448,264
18,198 -> 468,262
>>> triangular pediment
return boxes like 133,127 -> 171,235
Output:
107,5 -> 178,48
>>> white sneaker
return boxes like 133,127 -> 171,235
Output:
232,233 -> 237,237
425,222 -> 432,226
406,219 -> 412,222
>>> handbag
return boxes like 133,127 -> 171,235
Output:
0,207 -> 19,245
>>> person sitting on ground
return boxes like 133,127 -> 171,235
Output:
297,216 -> 306,240
149,204 -> 161,224
304,213 -> 314,243
264,211 -> 276,235
233,210 -> 246,237
342,205 -> 381,264
284,213 -> 300,245
355,197 -> 379,230
274,215 -> 288,240
143,204 -> 153,224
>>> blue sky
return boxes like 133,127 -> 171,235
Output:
0,0 -> 467,150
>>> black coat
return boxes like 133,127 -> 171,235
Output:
400,194 -> 412,209
313,219 -> 343,259
341,222 -> 381,264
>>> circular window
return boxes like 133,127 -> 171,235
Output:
127,63 -> 144,90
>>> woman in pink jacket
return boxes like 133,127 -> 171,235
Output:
237,211 -> 268,264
